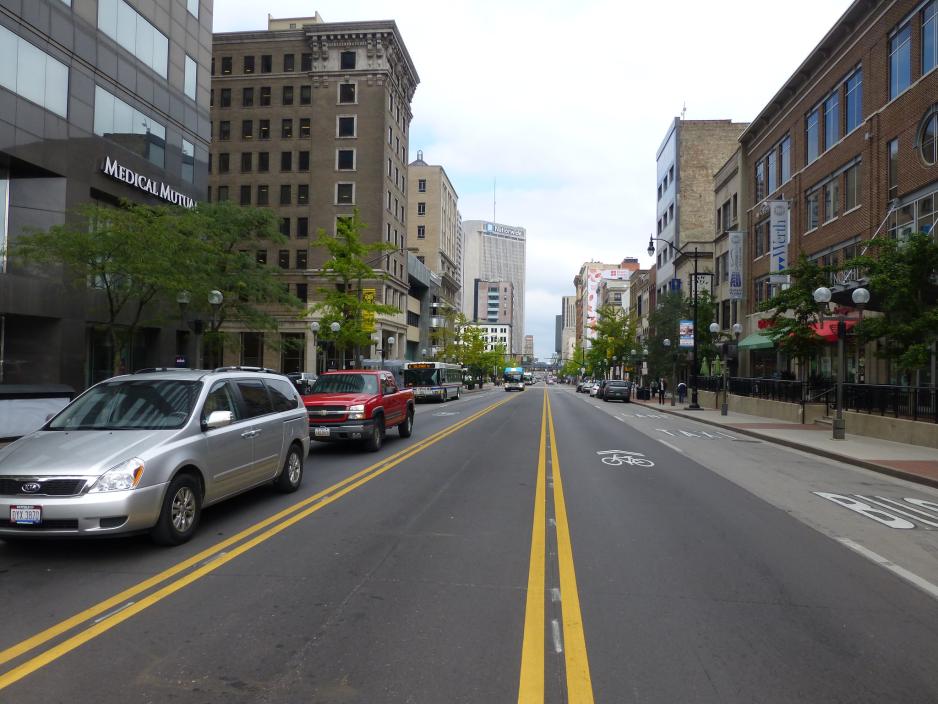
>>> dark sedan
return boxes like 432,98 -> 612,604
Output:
602,380 -> 631,402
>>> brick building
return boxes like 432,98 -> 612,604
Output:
739,0 -> 937,382
210,15 -> 418,373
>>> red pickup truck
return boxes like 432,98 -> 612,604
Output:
302,370 -> 415,451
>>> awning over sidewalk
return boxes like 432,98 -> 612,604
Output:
810,319 -> 857,342
738,332 -> 775,350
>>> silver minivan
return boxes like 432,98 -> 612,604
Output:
0,369 -> 310,545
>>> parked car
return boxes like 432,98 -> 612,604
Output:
594,379 -> 608,400
589,382 -> 601,397
302,370 -> 415,452
602,380 -> 631,403
0,368 -> 310,545
576,379 -> 592,393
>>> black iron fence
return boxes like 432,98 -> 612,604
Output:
693,376 -> 938,423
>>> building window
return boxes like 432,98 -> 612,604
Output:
258,152 -> 269,172
299,118 -> 310,138
297,184 -> 309,205
97,0 -> 169,78
844,69 -> 863,133
261,54 -> 272,73
242,87 -> 254,107
337,116 -> 356,137
823,179 -> 839,222
754,160 -> 765,202
887,138 -> 899,199
337,149 -> 355,170
256,250 -> 267,265
301,53 -> 312,71
260,86 -> 271,106
336,183 -> 354,205
281,119 -> 293,139
187,0 -> 199,18
925,2 -> 937,75
258,119 -> 269,139
298,151 -> 309,171
256,184 -> 268,205
283,54 -> 294,72
184,55 -> 197,100
417,202 -> 426,216
418,179 -> 427,193
217,153 -> 229,173
340,51 -> 356,70
296,249 -> 307,269
806,107 -> 820,164
93,85 -> 165,167
921,109 -> 937,165
806,191 -> 819,230
296,217 -> 308,237
766,150 -> 777,195
278,250 -> 290,269
844,163 -> 860,210
300,85 -> 311,105
279,219 -> 290,237
417,225 -> 425,239
280,151 -> 292,171
240,185 -> 251,206
296,283 -> 308,302
279,184 -> 291,205
823,91 -> 839,150
218,121 -> 230,141
243,55 -> 254,74
217,186 -> 228,202
890,24 -> 912,99
218,89 -> 233,109
181,139 -> 194,183
241,119 -> 252,139
282,85 -> 294,105
0,26 -> 70,119
339,83 -> 356,103
780,136 -> 791,183
240,152 -> 252,172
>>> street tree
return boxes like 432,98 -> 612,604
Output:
847,231 -> 938,383
11,202 -> 200,375
311,209 -> 398,367
759,254 -> 835,379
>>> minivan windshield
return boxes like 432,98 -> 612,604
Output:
48,380 -> 200,431
308,374 -> 379,395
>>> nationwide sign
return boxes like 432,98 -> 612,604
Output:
101,156 -> 195,208
768,200 -> 789,284
483,222 -> 525,238
728,231 -> 744,300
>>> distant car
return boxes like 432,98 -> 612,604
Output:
589,382 -> 601,397
576,380 -> 591,393
602,380 -> 631,403
0,369 -> 310,545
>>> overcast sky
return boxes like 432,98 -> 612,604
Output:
213,0 -> 852,360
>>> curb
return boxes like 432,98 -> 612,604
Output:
630,400 -> 938,491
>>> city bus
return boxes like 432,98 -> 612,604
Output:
402,361 -> 463,402
504,366 -> 525,391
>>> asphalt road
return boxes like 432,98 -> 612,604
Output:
3,385 -> 938,702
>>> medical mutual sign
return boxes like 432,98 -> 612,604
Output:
769,201 -> 789,284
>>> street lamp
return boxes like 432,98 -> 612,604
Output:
852,287 -> 870,384
662,338 -> 676,406
309,321 -> 320,374
611,355 -> 618,380
327,321 -> 341,369
177,289 -> 223,369
421,347 -> 428,360
709,321 -> 731,416
648,234 -> 705,409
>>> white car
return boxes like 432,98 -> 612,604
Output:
589,382 -> 600,397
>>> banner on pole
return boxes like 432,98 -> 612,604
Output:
728,231 -> 745,300
679,319 -> 694,348
769,201 -> 789,284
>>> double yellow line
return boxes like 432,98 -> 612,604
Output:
518,390 -> 594,703
0,394 -> 516,691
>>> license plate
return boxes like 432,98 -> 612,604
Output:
313,427 -> 330,437
11,505 -> 41,525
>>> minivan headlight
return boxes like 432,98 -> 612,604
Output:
348,404 -> 365,420
88,458 -> 145,493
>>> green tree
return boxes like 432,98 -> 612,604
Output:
11,202 -> 200,374
311,209 -> 397,366
646,291 -> 684,383
589,304 -> 638,377
847,232 -> 938,382
759,254 -> 834,379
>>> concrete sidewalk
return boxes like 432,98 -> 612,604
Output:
631,395 -> 938,488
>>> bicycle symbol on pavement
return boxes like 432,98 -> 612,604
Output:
596,450 -> 655,468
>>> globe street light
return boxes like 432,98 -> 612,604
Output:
329,321 -> 341,370
309,321 -> 321,374
176,290 -> 222,369
852,287 -> 871,384
814,285 -> 862,440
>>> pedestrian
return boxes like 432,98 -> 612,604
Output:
678,381 -> 687,403
650,379 -> 658,402
658,379 -> 666,404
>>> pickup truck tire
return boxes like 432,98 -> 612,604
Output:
364,416 -> 384,452
399,407 -> 414,438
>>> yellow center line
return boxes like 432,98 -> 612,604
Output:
0,394 -> 517,687
517,391 -> 547,703
547,390 -> 595,703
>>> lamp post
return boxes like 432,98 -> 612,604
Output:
663,338 -> 676,406
649,235 -> 705,409
709,321 -> 731,416
328,321 -> 341,369
177,289 -> 223,369
611,355 -> 618,380
852,287 -> 870,384
421,347 -> 428,360
309,321 -> 320,374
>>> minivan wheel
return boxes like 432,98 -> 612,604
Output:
364,417 -> 384,452
151,474 -> 201,546
274,445 -> 304,493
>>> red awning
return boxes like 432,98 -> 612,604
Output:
810,319 -> 857,342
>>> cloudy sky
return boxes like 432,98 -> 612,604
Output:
213,0 -> 851,360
